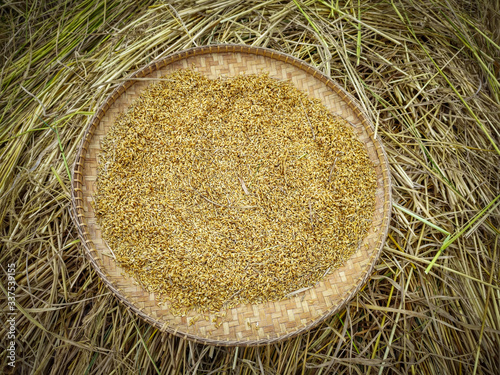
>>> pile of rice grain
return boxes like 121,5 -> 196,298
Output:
94,69 -> 376,314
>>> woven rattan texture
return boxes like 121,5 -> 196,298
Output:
71,45 -> 392,346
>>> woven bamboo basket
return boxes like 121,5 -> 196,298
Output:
71,44 -> 392,346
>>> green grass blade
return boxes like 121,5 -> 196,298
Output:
425,193 -> 500,273
393,202 -> 451,236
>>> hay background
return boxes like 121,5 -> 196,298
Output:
1,0 -> 499,374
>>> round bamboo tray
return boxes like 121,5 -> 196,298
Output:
71,44 -> 392,346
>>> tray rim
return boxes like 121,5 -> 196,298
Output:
70,44 -> 392,346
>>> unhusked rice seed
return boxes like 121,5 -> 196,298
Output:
94,69 -> 377,315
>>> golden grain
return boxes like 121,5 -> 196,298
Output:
94,69 -> 376,315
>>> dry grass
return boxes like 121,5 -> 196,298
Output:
0,0 -> 499,374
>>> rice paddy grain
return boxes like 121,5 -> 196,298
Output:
93,70 -> 376,314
